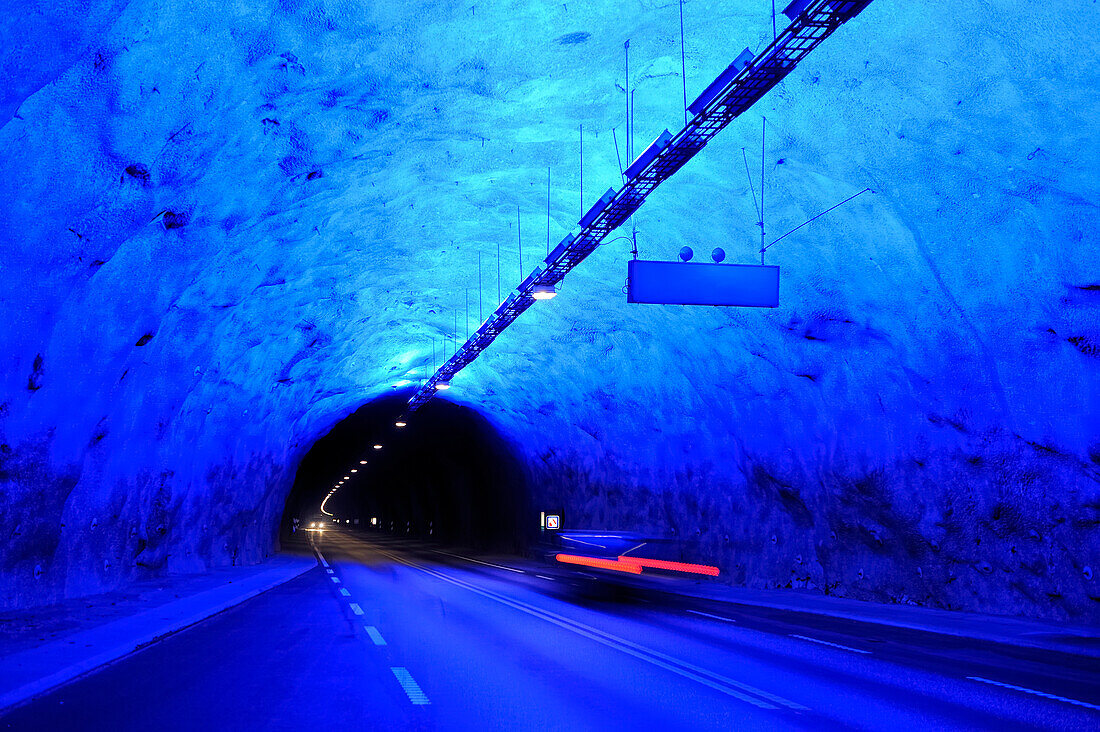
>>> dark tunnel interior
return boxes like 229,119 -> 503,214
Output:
280,394 -> 528,552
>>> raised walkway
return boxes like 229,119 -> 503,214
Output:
0,552 -> 315,714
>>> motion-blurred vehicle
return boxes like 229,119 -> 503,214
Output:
535,529 -> 721,602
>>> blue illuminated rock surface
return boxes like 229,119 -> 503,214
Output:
0,1 -> 1097,621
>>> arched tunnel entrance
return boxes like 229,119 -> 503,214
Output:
280,394 -> 528,552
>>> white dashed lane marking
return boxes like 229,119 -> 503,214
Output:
314,547 -> 372,637
365,626 -> 387,645
789,634 -> 871,655
967,676 -> 1100,711
391,667 -> 430,705
687,609 -> 737,623
380,549 -> 804,712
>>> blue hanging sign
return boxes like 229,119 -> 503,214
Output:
627,259 -> 779,307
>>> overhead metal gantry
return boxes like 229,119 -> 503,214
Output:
408,0 -> 875,412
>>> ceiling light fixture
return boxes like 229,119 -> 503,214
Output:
395,420 -> 407,428
373,444 -> 383,450
531,283 -> 557,300
359,460 -> 367,464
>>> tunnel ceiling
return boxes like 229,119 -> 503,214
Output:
1,1 -> 1098,620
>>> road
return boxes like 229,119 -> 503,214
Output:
4,530 -> 1098,730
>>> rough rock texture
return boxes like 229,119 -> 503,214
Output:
1,0 -> 1098,620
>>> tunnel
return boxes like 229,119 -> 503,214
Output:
280,394 -> 528,551
1,0 -> 1099,727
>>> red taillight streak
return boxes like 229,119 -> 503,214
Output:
616,556 -> 720,576
555,554 -> 643,574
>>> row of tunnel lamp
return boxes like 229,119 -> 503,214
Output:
319,419 -> 409,516
326,0 -> 873,509
313,418 -> 718,580
315,411 -> 723,578
324,0 -> 874,521
402,0 -> 875,413
430,281 -> 557,392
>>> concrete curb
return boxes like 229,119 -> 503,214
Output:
0,556 -> 316,715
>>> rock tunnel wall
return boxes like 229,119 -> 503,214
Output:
1,0 -> 1098,620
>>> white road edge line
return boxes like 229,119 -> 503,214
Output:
967,675 -> 1100,711
431,549 -> 524,574
391,667 -> 430,705
349,603 -> 365,616
789,634 -> 871,655
687,609 -> 737,623
423,563 -> 787,709
535,575 -> 557,581
339,588 -> 351,597
365,626 -> 387,645
379,548 -> 804,712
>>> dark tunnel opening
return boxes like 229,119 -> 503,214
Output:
280,394 -> 529,552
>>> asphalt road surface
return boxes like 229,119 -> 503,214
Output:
4,530 -> 1098,730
